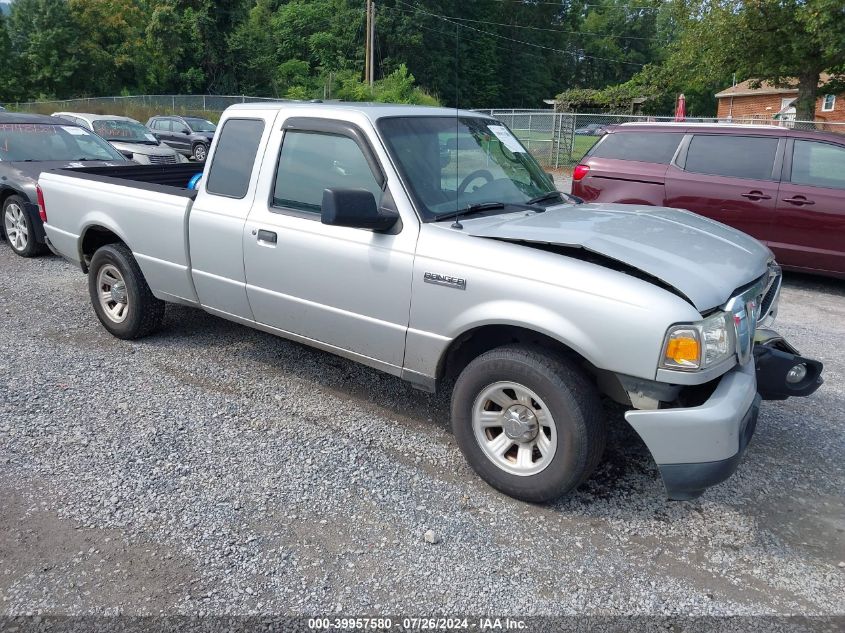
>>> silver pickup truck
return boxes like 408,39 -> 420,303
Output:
39,103 -> 822,502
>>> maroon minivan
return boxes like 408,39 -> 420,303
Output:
571,123 -> 845,278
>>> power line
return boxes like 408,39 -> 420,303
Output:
385,5 -> 642,69
435,15 -> 665,42
409,16 -> 575,67
390,1 -> 645,66
385,5 -> 664,42
484,0 -> 662,10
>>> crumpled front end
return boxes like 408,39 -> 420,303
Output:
624,267 -> 823,500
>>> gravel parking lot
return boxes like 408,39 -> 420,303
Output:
1,245 -> 844,616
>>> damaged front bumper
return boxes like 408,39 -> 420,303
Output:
625,330 -> 822,500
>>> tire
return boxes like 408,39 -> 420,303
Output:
451,345 -> 605,503
87,243 -> 165,339
3,194 -> 46,257
192,143 -> 208,161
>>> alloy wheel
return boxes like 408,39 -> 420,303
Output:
3,203 -> 28,252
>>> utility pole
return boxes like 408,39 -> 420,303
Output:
370,0 -> 376,88
364,0 -> 375,87
364,0 -> 371,86
364,0 -> 376,88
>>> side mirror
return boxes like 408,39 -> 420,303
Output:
182,129 -> 191,135
321,188 -> 398,232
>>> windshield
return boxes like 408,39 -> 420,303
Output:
378,116 -> 557,221
92,119 -> 158,145
0,123 -> 125,162
184,118 -> 216,133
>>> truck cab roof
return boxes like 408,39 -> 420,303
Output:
226,101 -> 492,122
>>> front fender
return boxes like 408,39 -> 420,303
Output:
403,293 -> 687,385
442,300 -> 598,365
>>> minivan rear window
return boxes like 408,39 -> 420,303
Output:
588,132 -> 683,164
685,134 -> 779,180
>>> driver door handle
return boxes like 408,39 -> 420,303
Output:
257,229 -> 277,244
740,191 -> 771,201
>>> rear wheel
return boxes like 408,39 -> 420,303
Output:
3,195 -> 45,257
88,243 -> 165,339
451,345 -> 605,503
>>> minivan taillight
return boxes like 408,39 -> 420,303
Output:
36,184 -> 47,223
573,164 -> 590,181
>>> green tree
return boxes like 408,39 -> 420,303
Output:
0,11 -> 17,102
573,0 -> 666,89
665,0 -> 845,120
227,0 -> 278,95
8,0 -> 83,99
69,0 -> 147,96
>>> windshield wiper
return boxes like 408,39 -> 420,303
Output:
435,202 -> 508,222
526,191 -> 563,205
527,190 -> 585,206
435,201 -> 525,221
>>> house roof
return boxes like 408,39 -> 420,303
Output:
715,74 -> 833,98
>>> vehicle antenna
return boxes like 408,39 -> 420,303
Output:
451,22 -> 463,230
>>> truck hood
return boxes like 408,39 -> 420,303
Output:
462,203 -> 772,311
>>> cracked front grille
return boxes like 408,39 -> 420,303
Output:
758,264 -> 782,326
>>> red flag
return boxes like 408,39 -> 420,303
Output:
674,93 -> 686,122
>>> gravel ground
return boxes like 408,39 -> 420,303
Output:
1,244 -> 843,617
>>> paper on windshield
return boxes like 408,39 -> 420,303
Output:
487,125 -> 525,153
145,133 -> 157,142
61,126 -> 89,136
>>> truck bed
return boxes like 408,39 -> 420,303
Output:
46,163 -> 203,197
40,163 -> 203,306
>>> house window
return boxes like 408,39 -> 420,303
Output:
822,94 -> 836,112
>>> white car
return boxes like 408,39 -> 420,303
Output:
52,112 -> 188,165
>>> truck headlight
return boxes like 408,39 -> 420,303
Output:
661,312 -> 734,371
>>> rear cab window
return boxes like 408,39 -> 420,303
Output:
683,134 -> 779,180
205,118 -> 265,198
588,131 -> 684,164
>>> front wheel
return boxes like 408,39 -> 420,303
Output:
88,243 -> 165,339
192,143 -> 208,161
451,346 -> 606,503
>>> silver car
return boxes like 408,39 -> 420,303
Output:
51,112 -> 188,165
38,103 -> 823,503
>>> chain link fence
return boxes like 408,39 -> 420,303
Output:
4,96 -> 843,169
2,94 -> 287,113
474,109 -> 845,169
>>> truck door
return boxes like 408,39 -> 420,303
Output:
188,114 -> 274,320
242,117 -> 417,372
